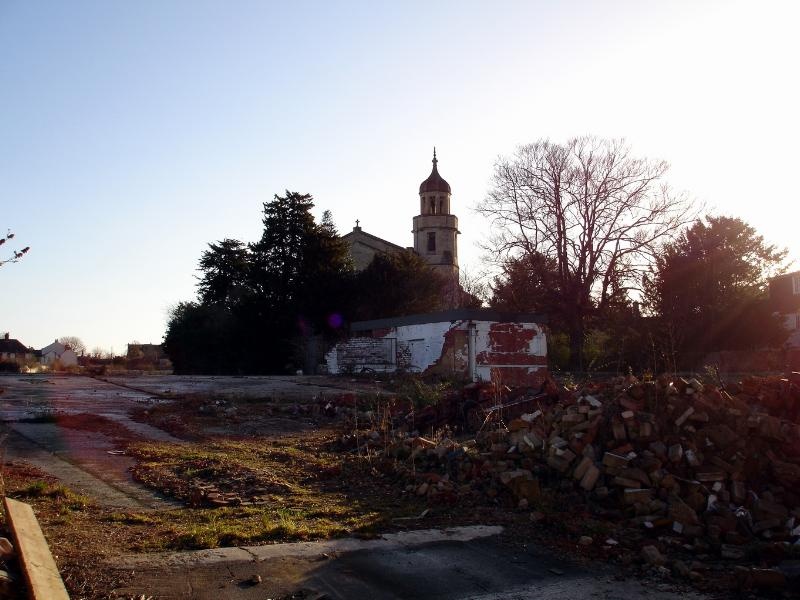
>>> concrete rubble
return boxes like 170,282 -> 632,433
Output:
350,372 -> 800,592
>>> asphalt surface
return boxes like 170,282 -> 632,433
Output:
109,527 -> 707,600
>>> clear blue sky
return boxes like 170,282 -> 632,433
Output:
1,1 -> 798,353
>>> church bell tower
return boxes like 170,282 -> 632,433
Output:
412,148 -> 460,282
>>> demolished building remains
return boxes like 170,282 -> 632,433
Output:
325,309 -> 547,387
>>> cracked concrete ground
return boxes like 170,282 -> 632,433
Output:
0,374 -> 182,509
102,373 -> 385,402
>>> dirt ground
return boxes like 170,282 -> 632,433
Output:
0,374 -> 716,600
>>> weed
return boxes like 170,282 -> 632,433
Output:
106,512 -> 157,525
393,376 -> 450,410
19,481 -> 89,509
22,480 -> 48,496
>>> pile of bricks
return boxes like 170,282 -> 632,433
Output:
377,373 -> 800,589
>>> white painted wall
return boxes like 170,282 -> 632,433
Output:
40,342 -> 78,366
394,321 -> 455,371
326,319 -> 547,381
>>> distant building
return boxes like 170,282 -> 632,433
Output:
769,270 -> 800,348
40,340 -> 78,367
126,343 -> 166,362
343,149 -> 460,283
341,226 -> 407,271
0,333 -> 35,365
127,343 -> 171,370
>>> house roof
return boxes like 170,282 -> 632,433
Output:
0,338 -> 31,354
351,309 -> 547,332
771,269 -> 800,281
40,341 -> 66,354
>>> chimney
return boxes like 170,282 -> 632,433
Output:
3,333 -> 8,340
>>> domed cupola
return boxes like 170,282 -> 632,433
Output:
412,148 -> 460,284
419,148 -> 451,194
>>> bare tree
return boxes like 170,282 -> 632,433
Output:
0,230 -> 30,267
458,267 -> 490,307
477,136 -> 695,369
58,336 -> 86,356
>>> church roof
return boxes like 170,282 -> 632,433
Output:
419,148 -> 451,194
342,226 -> 406,253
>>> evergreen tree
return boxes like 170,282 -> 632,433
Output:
196,239 -> 250,308
353,250 -> 444,321
165,191 -> 355,374
645,215 -> 788,366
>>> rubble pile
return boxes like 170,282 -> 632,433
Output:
368,373 -> 800,590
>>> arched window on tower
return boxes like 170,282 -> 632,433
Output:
429,199 -> 436,214
427,232 -> 436,253
439,198 -> 444,214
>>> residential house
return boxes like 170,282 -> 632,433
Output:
0,333 -> 35,365
127,343 -> 171,369
769,270 -> 800,348
40,340 -> 78,367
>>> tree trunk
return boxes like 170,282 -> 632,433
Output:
569,322 -> 585,372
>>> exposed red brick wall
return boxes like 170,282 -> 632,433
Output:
485,323 -> 537,352
426,326 -> 468,377
477,323 -> 546,387
488,366 -> 547,388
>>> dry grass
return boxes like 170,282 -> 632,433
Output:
1,462 -> 133,599
124,431 -> 427,550
0,396 -> 475,599
0,437 -> 418,600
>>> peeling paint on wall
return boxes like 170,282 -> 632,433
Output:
326,313 -> 547,385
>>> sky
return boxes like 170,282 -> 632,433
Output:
1,0 -> 798,354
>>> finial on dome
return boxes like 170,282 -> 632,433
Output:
419,147 -> 451,194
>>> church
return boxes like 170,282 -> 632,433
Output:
326,150 -> 548,385
341,149 -> 460,284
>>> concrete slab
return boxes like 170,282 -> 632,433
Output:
0,375 -> 158,422
3,424 -> 178,510
0,375 -> 184,509
103,374 -> 384,401
109,527 -> 706,600
112,527 -> 504,569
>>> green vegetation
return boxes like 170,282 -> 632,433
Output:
19,480 -> 90,510
644,215 -> 788,369
393,375 -> 451,409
